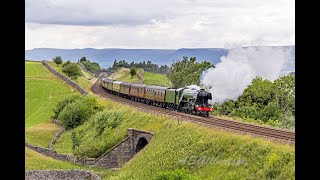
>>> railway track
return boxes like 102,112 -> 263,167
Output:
91,77 -> 295,144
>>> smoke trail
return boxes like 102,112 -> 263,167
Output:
185,84 -> 201,90
200,46 -> 290,103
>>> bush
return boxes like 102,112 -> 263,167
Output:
81,60 -> 101,73
62,60 -> 71,68
62,63 -> 82,78
230,106 -> 259,120
217,100 -> 236,115
53,56 -> 63,65
53,94 -> 82,119
280,114 -> 295,129
258,101 -> 283,122
130,68 -> 137,77
57,96 -> 102,129
94,110 -> 124,135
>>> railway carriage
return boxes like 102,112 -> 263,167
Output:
101,78 -> 114,92
145,86 -> 168,106
130,84 -> 147,101
112,81 -> 122,95
120,82 -> 132,98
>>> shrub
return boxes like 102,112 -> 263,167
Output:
258,101 -> 283,122
52,94 -> 82,119
94,110 -> 124,135
280,114 -> 295,129
229,106 -> 258,120
62,60 -> 71,68
58,96 -> 102,129
53,56 -> 63,65
130,67 -> 137,77
62,63 -> 82,78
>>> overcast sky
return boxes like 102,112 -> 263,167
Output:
25,0 -> 295,50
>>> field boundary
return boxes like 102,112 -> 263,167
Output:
25,170 -> 101,180
78,62 -> 97,77
49,127 -> 65,150
25,143 -> 96,167
42,60 -> 88,95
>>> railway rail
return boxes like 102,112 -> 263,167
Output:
91,76 -> 295,144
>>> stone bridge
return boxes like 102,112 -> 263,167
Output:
95,128 -> 154,168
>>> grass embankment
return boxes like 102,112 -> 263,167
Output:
26,61 -> 112,177
47,61 -> 97,92
54,96 -> 294,179
25,61 -> 78,147
109,67 -> 172,87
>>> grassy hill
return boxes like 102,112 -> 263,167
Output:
54,96 -> 294,179
25,61 -> 111,178
25,61 -> 78,147
47,61 -> 97,92
109,67 -> 172,87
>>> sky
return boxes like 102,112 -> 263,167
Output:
25,0 -> 295,50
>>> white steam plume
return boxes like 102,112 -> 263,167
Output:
200,46 -> 290,103
185,84 -> 201,90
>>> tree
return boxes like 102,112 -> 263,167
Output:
113,59 -> 118,68
237,77 -> 275,109
79,57 -> 87,62
62,63 -> 82,79
167,56 -> 214,88
53,56 -> 63,65
273,74 -> 295,115
81,59 -> 101,74
130,68 -> 137,78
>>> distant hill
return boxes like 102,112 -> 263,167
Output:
25,48 -> 228,67
25,46 -> 295,74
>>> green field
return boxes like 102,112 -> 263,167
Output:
25,61 -> 77,147
47,61 -> 97,92
109,67 -> 172,87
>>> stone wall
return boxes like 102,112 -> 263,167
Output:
42,61 -> 88,95
78,62 -> 97,77
49,127 -> 65,150
95,128 -> 154,168
95,137 -> 132,168
53,119 -> 62,126
25,170 -> 101,180
26,128 -> 154,169
25,143 -> 73,162
25,143 -> 96,167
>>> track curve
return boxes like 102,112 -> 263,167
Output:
91,76 -> 295,144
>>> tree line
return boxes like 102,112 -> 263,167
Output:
213,75 -> 295,129
112,60 -> 170,74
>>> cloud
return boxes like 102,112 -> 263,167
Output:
25,0 -> 294,49
26,0 -> 178,26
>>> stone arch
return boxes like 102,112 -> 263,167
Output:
135,137 -> 148,153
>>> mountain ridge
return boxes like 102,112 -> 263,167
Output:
25,46 -> 295,72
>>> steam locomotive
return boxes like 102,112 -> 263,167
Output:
101,78 -> 214,117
